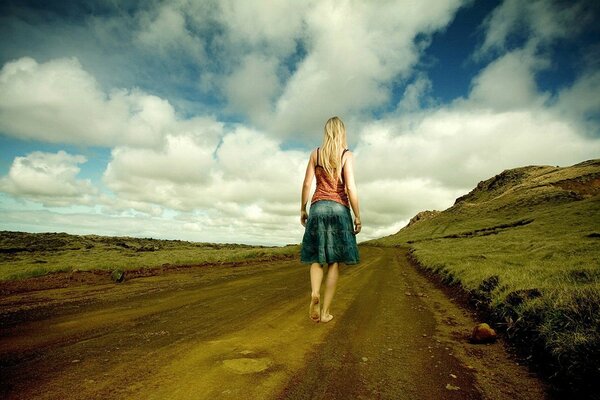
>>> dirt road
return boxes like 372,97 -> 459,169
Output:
0,246 -> 548,399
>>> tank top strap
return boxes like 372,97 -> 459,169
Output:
341,148 -> 349,183
316,147 -> 320,167
341,148 -> 348,160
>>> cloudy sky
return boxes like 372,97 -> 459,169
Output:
0,0 -> 599,246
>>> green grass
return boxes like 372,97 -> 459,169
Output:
0,231 -> 300,281
368,159 -> 600,394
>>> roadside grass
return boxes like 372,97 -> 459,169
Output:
0,231 -> 300,281
368,160 -> 600,394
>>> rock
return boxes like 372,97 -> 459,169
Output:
454,168 -> 527,205
405,210 -> 441,228
362,357 -> 368,362
470,323 -> 497,343
446,383 -> 460,391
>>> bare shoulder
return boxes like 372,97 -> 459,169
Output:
311,148 -> 318,161
342,149 -> 354,163
307,148 -> 318,166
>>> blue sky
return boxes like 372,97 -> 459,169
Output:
0,0 -> 599,245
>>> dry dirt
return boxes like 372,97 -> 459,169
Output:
0,246 -> 550,399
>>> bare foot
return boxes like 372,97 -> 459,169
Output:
320,312 -> 334,323
310,295 -> 320,322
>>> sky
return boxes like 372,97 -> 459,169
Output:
0,0 -> 599,246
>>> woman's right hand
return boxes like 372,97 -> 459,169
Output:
354,217 -> 362,234
301,210 -> 308,227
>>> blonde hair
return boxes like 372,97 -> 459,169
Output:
320,116 -> 348,182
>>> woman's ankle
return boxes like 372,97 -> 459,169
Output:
311,292 -> 320,298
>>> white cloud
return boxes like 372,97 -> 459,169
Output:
95,123 -> 326,244
396,75 -> 435,113
467,47 -> 549,111
270,0 -> 465,139
355,37 -> 600,194
102,141 -> 212,212
478,0 -> 587,55
356,108 -> 600,190
553,70 -> 600,128
101,126 -> 307,237
357,178 -> 462,239
80,0 -> 468,137
97,195 -> 164,218
0,151 -> 96,207
218,0 -> 309,56
105,125 -> 219,188
348,41 -> 600,238
135,3 -> 206,61
0,1 -> 470,145
0,57 -> 177,147
0,205 -> 302,246
157,0 -> 467,139
215,127 -> 305,183
222,54 -> 280,124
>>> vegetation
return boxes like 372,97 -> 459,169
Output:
367,159 -> 600,394
0,231 -> 299,281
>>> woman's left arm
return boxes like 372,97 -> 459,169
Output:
300,150 -> 316,226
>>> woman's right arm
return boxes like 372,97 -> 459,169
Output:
343,152 -> 361,234
300,150 -> 316,226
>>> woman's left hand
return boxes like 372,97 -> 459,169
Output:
301,210 -> 308,226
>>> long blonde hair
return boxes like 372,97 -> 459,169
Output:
320,116 -> 348,182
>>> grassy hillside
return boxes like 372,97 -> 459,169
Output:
368,159 -> 600,394
0,231 -> 299,281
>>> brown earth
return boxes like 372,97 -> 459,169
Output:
0,246 -> 549,399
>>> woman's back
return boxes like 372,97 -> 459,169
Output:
311,147 -> 350,207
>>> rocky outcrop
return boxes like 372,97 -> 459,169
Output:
454,167 -> 533,205
405,210 -> 440,229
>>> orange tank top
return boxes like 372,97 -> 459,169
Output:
311,147 -> 350,208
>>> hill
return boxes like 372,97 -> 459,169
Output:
368,159 -> 600,396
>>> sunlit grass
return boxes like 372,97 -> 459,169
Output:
0,232 -> 300,281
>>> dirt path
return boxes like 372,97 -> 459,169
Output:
0,246 -> 549,399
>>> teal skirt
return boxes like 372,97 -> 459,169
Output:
301,200 -> 360,265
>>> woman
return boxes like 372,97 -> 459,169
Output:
300,116 -> 361,323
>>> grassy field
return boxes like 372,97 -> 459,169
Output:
0,231 -> 299,282
368,159 -> 600,394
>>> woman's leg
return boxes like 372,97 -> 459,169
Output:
309,263 -> 323,321
321,262 -> 339,322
